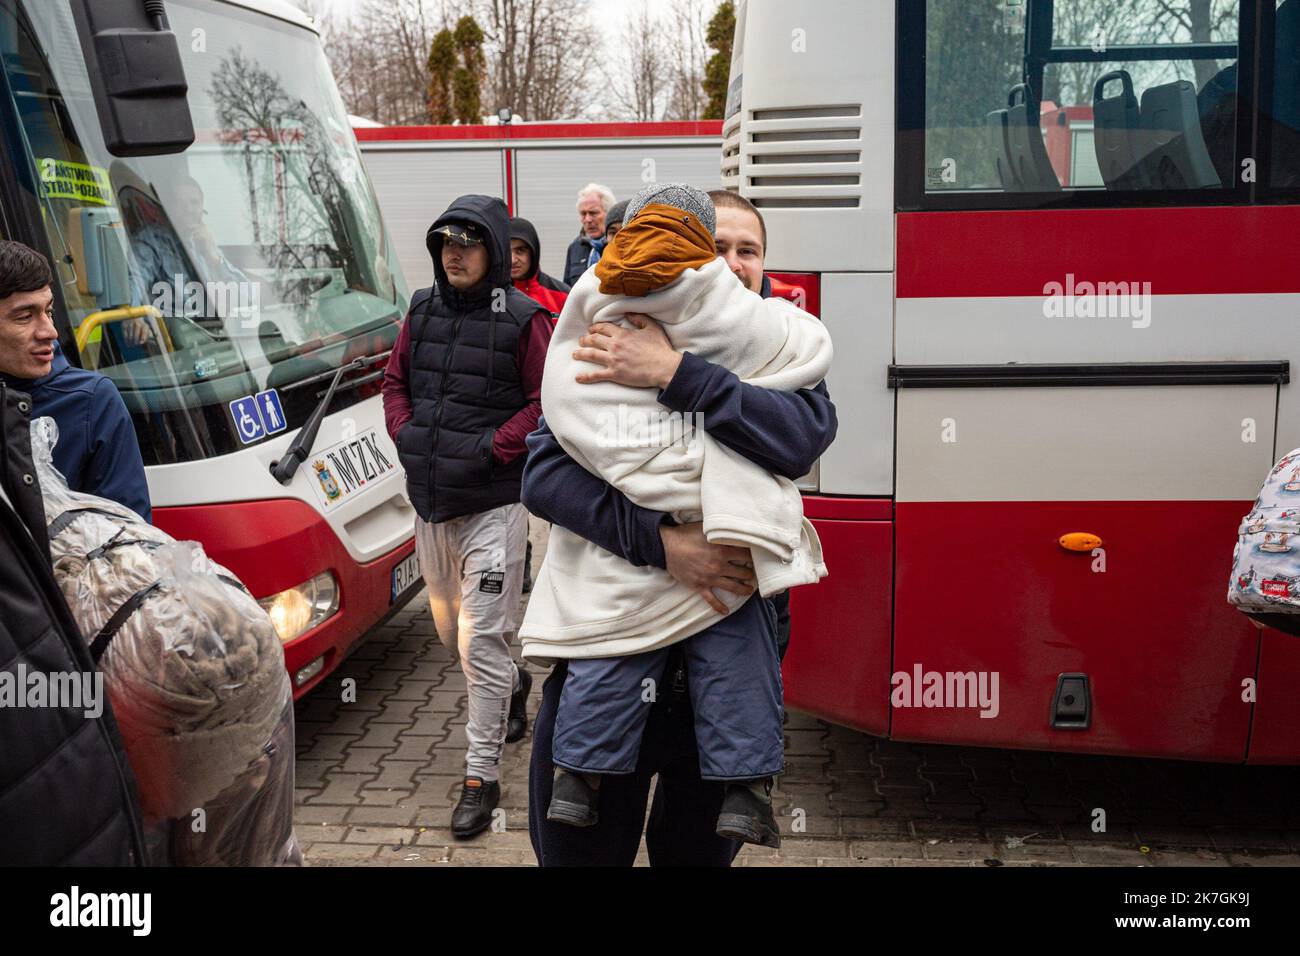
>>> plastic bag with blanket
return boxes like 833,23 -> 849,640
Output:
30,417 -> 301,866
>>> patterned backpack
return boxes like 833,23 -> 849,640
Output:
1228,447 -> 1300,636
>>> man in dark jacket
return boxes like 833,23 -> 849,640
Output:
561,183 -> 615,286
510,216 -> 570,319
521,191 -> 836,865
0,241 -> 151,521
0,380 -> 147,865
380,195 -> 554,838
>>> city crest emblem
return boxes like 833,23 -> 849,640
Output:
314,459 -> 342,501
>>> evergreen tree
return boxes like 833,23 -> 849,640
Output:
427,29 -> 456,124
702,0 -> 735,120
453,16 -> 486,123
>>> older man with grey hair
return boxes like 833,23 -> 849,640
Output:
562,182 -> 615,286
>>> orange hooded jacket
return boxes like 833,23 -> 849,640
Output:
593,203 -> 716,297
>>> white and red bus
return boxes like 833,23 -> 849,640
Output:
0,0 -> 419,696
726,0 -> 1300,763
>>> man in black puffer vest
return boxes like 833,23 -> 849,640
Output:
382,195 -> 553,838
0,381 -> 147,865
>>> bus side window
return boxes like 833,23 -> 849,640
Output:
917,0 -> 1241,199
921,1 -> 1028,193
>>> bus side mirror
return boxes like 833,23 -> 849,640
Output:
69,0 -> 195,156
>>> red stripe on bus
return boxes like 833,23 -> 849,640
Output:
801,495 -> 892,521
354,121 -> 723,142
897,206 -> 1300,298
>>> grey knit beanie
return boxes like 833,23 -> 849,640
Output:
605,199 -> 630,229
624,183 -> 716,237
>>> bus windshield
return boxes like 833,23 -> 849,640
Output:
1,0 -> 405,464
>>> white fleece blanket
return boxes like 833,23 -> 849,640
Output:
520,257 -> 832,661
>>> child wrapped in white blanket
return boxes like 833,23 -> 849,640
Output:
521,184 -> 832,846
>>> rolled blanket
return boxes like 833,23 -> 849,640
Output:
31,418 -> 299,865
167,698 -> 303,866
520,211 -> 832,662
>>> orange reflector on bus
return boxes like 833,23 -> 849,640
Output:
1059,532 -> 1102,552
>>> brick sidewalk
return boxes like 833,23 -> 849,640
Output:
293,584 -> 1300,867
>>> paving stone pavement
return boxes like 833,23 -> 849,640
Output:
293,522 -> 1300,867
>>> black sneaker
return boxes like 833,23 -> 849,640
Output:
451,776 -> 500,839
715,778 -> 781,848
505,665 -> 532,743
547,769 -> 599,827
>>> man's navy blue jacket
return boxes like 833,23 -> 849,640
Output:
521,274 -> 835,653
0,345 -> 152,522
562,232 -> 606,287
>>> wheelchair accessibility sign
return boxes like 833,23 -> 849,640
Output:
229,389 -> 287,445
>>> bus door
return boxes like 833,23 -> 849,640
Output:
892,0 -> 1292,761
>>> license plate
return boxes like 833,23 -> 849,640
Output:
391,552 -> 420,604
307,427 -> 398,510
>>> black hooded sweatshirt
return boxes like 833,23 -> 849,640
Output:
509,217 -> 570,292
387,195 -> 549,523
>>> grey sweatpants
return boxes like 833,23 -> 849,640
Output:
415,503 -> 528,782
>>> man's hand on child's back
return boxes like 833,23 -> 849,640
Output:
574,314 -> 683,389
660,521 -> 756,615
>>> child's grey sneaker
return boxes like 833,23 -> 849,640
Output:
715,777 -> 781,848
547,768 -> 600,827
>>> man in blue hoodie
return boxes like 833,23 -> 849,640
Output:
0,240 -> 151,521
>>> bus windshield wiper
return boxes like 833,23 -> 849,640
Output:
320,368 -> 385,396
269,353 -> 386,485
280,349 -> 391,392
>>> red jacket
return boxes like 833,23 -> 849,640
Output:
514,275 -> 568,323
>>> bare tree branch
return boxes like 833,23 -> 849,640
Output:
480,0 -> 597,119
601,2 -> 669,121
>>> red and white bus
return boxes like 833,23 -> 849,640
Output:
0,0 -> 419,697
726,0 -> 1300,763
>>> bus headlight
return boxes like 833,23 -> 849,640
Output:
258,572 -> 340,643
